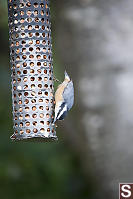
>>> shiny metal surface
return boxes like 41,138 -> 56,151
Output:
8,0 -> 57,141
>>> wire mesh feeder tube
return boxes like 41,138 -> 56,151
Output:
8,0 -> 57,141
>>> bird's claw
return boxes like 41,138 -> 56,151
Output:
53,76 -> 61,83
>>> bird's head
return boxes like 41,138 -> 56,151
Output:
64,70 -> 71,82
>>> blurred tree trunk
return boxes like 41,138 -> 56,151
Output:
53,0 -> 133,198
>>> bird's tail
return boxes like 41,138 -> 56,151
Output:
64,70 -> 70,81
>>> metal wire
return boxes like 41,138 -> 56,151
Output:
8,0 -> 57,141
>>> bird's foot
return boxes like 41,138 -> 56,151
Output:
53,76 -> 61,83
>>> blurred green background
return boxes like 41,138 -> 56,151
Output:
0,1 -> 91,199
2,0 -> 133,198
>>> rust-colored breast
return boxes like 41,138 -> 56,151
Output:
55,82 -> 67,103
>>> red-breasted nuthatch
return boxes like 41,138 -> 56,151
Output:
54,71 -> 74,123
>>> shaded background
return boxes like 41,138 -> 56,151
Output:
1,0 -> 133,198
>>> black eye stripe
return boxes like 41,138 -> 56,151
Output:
56,102 -> 66,118
58,110 -> 67,121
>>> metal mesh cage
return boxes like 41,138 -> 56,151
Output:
8,0 -> 57,141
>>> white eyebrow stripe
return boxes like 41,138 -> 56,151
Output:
57,104 -> 67,120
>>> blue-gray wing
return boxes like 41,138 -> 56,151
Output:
63,81 -> 74,111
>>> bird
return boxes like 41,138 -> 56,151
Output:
54,71 -> 74,123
